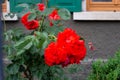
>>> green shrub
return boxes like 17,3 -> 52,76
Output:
88,50 -> 120,80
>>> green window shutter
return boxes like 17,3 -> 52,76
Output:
10,0 -> 42,13
48,0 -> 82,12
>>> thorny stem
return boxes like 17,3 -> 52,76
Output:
38,0 -> 49,32
24,70 -> 29,79
24,66 -> 33,80
45,0 -> 48,8
38,16 -> 45,32
28,69 -> 33,80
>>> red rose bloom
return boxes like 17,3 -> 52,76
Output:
49,21 -> 53,26
44,42 -> 67,66
21,13 -> 39,30
44,28 -> 86,67
25,20 -> 39,30
37,3 -> 45,11
48,9 -> 61,20
57,28 -> 86,66
57,28 -> 80,46
65,40 -> 86,65
21,12 -> 30,25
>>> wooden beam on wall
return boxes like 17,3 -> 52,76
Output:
0,0 -> 4,80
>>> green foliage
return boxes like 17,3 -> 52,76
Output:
4,2 -> 72,80
65,64 -> 82,74
28,13 -> 37,21
16,4 -> 30,17
87,50 -> 120,80
4,28 -> 65,80
58,8 -> 71,20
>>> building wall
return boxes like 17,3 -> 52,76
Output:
82,0 -> 87,11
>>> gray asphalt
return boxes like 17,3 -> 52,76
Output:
5,20 -> 120,80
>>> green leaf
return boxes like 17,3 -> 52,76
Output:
6,73 -> 27,80
16,3 -> 29,9
7,46 -> 12,55
36,10 -> 41,16
6,75 -> 18,80
32,32 -> 48,49
7,64 -> 20,74
34,31 -> 41,38
24,41 -> 32,50
41,32 -> 48,39
39,49 -> 44,56
28,13 -> 36,21
29,4 -> 37,9
15,37 -> 33,55
4,30 -> 14,41
66,64 -> 82,74
42,8 -> 55,16
17,9 -> 29,18
16,50 -> 25,56
38,32 -> 48,48
58,8 -> 71,20
33,38 -> 40,47
35,71 -> 43,80
16,4 -> 30,17
39,39 -> 45,49
30,9 -> 36,13
4,33 -> 9,41
42,40 -> 49,49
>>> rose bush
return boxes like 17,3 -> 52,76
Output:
4,2 -> 86,80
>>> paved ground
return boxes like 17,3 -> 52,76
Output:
66,20 -> 120,59
5,20 -> 120,59
5,20 -> 120,80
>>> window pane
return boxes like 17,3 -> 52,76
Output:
92,0 -> 112,2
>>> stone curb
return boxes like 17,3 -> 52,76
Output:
3,58 -> 108,64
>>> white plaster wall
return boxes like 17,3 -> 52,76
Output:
82,0 -> 86,11
7,0 -> 10,12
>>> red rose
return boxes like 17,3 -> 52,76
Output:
25,20 -> 39,30
66,40 -> 86,65
48,9 -> 61,20
57,28 -> 80,46
57,28 -> 86,66
21,13 -> 39,30
49,21 -> 53,26
44,28 -> 86,67
21,12 -> 30,25
44,42 -> 67,66
37,3 -> 45,11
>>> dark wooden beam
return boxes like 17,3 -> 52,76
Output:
0,0 -> 4,80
